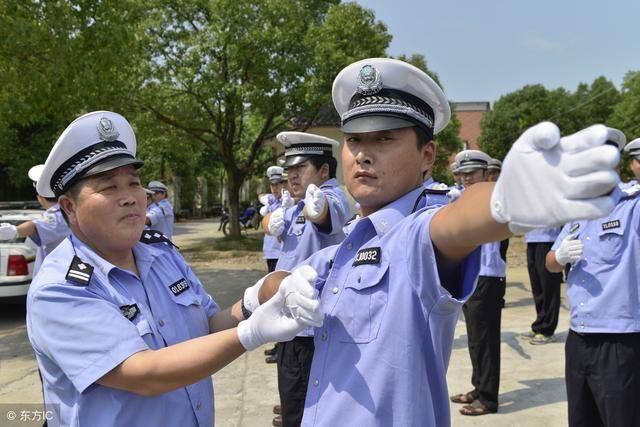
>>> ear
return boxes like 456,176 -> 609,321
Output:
58,195 -> 78,226
320,163 -> 330,181
420,140 -> 436,176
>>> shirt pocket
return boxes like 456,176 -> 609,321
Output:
171,290 -> 210,337
596,226 -> 624,263
335,261 -> 389,344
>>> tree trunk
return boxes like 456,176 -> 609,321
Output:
226,170 -> 243,238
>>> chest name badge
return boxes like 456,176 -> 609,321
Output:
353,247 -> 382,266
296,215 -> 306,225
601,220 -> 620,231
120,304 -> 140,321
169,278 -> 190,296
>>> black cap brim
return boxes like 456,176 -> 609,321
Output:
340,116 -> 416,133
282,155 -> 313,168
82,156 -> 144,179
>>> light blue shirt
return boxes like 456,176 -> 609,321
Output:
524,227 -> 562,243
262,195 -> 282,259
552,187 -> 640,333
28,204 -> 70,275
298,187 -> 481,426
147,199 -> 174,238
26,234 -> 219,427
479,240 -> 507,278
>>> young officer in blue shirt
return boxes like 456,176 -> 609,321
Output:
450,149 -> 509,415
262,131 -> 351,427
26,111 -> 324,427
546,130 -> 640,427
0,164 -> 71,275
145,180 -> 175,238
247,57 -> 621,426
259,165 -> 289,273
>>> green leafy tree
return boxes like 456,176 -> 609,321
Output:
610,71 -> 640,182
136,0 -> 390,236
395,54 -> 463,183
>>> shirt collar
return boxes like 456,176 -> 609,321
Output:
70,233 -> 164,278
423,176 -> 434,187
320,178 -> 338,189
364,186 -> 426,237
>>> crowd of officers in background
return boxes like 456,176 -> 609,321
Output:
258,131 -> 640,425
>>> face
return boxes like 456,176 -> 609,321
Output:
342,127 -> 435,216
460,168 -> 488,188
152,191 -> 166,203
269,181 -> 283,197
59,165 -> 146,255
453,172 -> 462,186
631,158 -> 640,180
285,161 -> 327,198
487,169 -> 500,182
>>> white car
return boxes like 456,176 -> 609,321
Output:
0,203 -> 42,301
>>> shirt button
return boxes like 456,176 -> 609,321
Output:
158,319 -> 165,327
313,378 -> 319,386
332,287 -> 339,294
579,302 -> 584,307
586,237 -> 590,240
321,331 -> 328,341
347,243 -> 353,250
196,402 -> 202,410
357,277 -> 361,283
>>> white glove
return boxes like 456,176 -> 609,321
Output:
303,184 -> 327,220
237,266 -> 324,351
554,235 -> 584,265
243,266 -> 320,315
268,208 -> 285,236
0,223 -> 18,240
281,190 -> 295,208
447,187 -> 462,202
259,205 -> 269,216
258,194 -> 271,206
491,123 -> 619,233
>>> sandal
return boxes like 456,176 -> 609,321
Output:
450,391 -> 475,404
459,399 -> 496,416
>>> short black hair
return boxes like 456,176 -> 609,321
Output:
412,126 -> 433,149
308,156 -> 337,179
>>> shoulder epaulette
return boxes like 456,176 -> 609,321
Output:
140,229 -> 179,249
344,213 -> 359,226
424,188 -> 449,195
65,256 -> 94,286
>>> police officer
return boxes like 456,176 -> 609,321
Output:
0,164 -> 71,275
259,166 -> 291,273
25,111 -> 323,426
622,137 -> 640,188
245,58 -> 619,426
487,158 -> 502,182
145,180 -> 174,238
523,226 -> 563,344
545,128 -> 639,427
450,149 -> 508,415
262,131 -> 350,427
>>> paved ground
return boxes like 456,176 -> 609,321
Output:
0,219 -> 570,426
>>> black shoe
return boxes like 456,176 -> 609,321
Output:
272,415 -> 282,426
273,405 -> 281,415
265,354 -> 277,364
264,346 -> 277,356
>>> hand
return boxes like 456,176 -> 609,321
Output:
281,190 -> 295,208
268,208 -> 285,237
303,184 -> 327,220
279,266 -> 320,320
258,194 -> 271,206
259,205 -> 269,217
236,266 -> 323,351
555,235 -> 584,265
491,123 -> 619,233
447,187 -> 462,202
0,223 -> 18,240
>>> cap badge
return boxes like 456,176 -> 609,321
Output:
464,153 -> 470,161
356,64 -> 382,95
97,117 -> 120,142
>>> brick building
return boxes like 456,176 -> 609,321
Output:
453,101 -> 491,150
